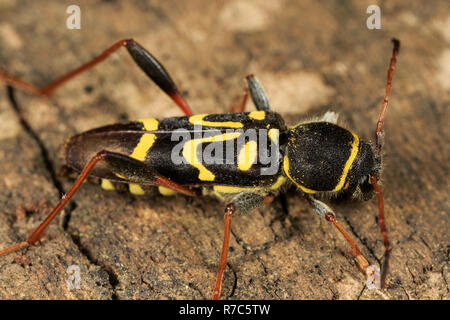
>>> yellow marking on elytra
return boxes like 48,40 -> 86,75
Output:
114,172 -> 127,180
101,179 -> 115,191
130,133 -> 156,161
139,118 -> 159,131
182,132 -> 242,181
213,185 -> 259,194
158,186 -> 176,196
248,110 -> 266,120
270,176 -> 286,190
283,156 -> 317,194
128,118 -> 159,161
268,128 -> 279,144
129,183 -> 145,195
331,133 -> 359,192
189,114 -> 243,128
130,118 -> 159,161
238,140 -> 258,171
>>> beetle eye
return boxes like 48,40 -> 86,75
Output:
360,175 -> 374,200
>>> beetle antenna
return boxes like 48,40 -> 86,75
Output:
375,38 -> 400,153
371,39 -> 400,288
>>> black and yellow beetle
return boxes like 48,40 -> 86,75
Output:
0,38 -> 400,299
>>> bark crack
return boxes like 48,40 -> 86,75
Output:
441,267 -> 449,299
6,86 -> 65,198
227,263 -> 238,299
356,285 -> 366,299
6,86 -> 119,299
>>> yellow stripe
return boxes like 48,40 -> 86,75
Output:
139,118 -> 159,131
213,185 -> 259,193
283,156 -> 317,194
129,183 -> 145,195
129,119 -> 159,162
189,114 -> 243,128
114,173 -> 127,180
237,140 -> 258,171
331,133 -> 359,192
248,110 -> 266,120
158,186 -> 176,196
270,176 -> 286,190
182,132 -> 241,181
101,179 -> 115,190
130,134 -> 156,161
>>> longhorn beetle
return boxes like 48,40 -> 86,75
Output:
0,38 -> 400,299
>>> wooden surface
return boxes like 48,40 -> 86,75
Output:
0,0 -> 448,299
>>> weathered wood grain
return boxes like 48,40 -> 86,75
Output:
0,0 -> 448,299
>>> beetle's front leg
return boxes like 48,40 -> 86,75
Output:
304,194 -> 381,289
213,192 -> 273,300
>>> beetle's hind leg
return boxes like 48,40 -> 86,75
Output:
304,194 -> 381,289
0,39 -> 192,115
0,150 -> 199,258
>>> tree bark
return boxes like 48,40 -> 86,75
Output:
0,0 -> 448,299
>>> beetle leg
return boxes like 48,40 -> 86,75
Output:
229,77 -> 249,113
0,39 -> 192,115
97,151 -> 200,197
370,175 -> 391,288
246,74 -> 271,111
0,150 -> 199,258
304,194 -> 381,289
213,192 -> 273,300
229,74 -> 272,113
125,40 -> 192,115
